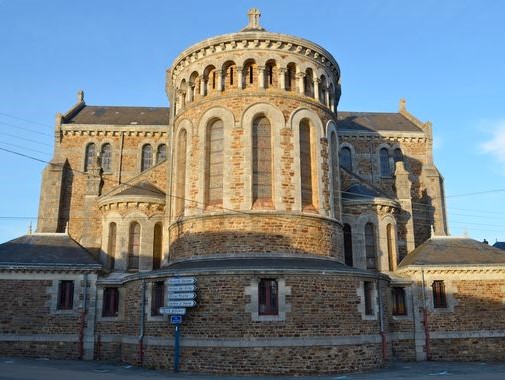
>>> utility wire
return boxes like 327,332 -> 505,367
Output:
0,111 -> 52,129
0,121 -> 53,137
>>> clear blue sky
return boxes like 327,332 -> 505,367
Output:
1,0 -> 504,244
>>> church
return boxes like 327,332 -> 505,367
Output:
0,9 -> 504,375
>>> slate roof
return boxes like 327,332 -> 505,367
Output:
0,233 -> 101,269
493,241 -> 505,251
399,236 -> 505,267
63,106 -> 170,125
115,181 -> 165,198
338,112 -> 423,133
342,183 -> 390,201
167,255 -> 369,274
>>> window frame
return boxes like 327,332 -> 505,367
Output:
364,281 -> 374,316
57,280 -> 74,310
150,281 -> 165,316
379,147 -> 391,177
102,287 -> 119,317
100,143 -> 112,172
141,144 -> 153,171
391,287 -> 407,316
84,143 -> 96,172
432,280 -> 447,308
258,278 -> 279,316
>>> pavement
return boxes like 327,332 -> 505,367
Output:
1,357 -> 505,379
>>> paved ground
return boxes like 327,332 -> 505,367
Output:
1,357 -> 505,379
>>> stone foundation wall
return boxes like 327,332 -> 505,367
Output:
430,338 -> 505,361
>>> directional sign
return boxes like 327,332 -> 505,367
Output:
159,307 -> 186,315
168,292 -> 196,300
168,300 -> 197,307
167,285 -> 196,292
168,277 -> 196,285
170,315 -> 182,325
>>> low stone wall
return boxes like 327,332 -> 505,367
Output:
430,337 -> 505,361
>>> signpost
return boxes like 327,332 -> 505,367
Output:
159,276 -> 198,373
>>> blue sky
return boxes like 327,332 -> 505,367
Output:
0,0 -> 504,244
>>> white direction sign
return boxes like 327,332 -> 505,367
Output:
168,300 -> 197,307
159,307 -> 186,315
168,277 -> 196,285
168,292 -> 196,300
167,285 -> 196,292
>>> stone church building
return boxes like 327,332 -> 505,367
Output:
0,10 -> 504,375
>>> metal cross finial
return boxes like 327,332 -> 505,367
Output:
247,8 -> 261,29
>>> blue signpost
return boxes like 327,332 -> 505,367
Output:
160,277 -> 198,374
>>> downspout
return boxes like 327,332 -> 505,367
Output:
421,270 -> 431,360
78,273 -> 88,360
377,277 -> 387,361
138,279 -> 146,367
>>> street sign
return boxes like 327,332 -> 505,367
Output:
168,300 -> 197,307
167,285 -> 196,292
159,307 -> 186,315
168,277 -> 196,285
168,292 -> 196,300
170,315 -> 182,325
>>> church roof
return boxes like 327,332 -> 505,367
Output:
338,112 -> 423,133
493,241 -> 505,250
63,105 -> 169,125
0,233 -> 101,269
398,236 -> 505,268
114,181 -> 165,198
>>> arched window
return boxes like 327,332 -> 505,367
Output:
304,69 -> 314,98
265,60 -> 277,88
205,120 -> 224,206
387,223 -> 395,271
84,143 -> 96,172
107,222 -> 117,270
365,222 -> 377,270
156,144 -> 167,163
153,223 -> 162,270
393,148 -> 403,163
252,116 -> 273,208
141,144 -> 153,171
128,222 -> 140,271
340,147 -> 352,172
175,129 -> 187,216
101,143 -> 112,172
300,119 -> 315,210
380,148 -> 391,177
343,224 -> 353,267
286,63 -> 296,91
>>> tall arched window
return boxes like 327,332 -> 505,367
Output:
101,143 -> 112,172
300,119 -> 315,210
387,223 -> 395,271
107,222 -> 117,270
380,148 -> 391,177
340,147 -> 352,172
156,144 -> 167,163
141,144 -> 153,171
365,222 -> 377,270
84,143 -> 96,172
128,222 -> 140,271
252,116 -> 273,208
206,120 -> 224,206
304,69 -> 314,98
175,129 -> 187,216
286,63 -> 296,91
153,222 -> 162,270
343,224 -> 353,267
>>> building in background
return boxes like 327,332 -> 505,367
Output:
0,9 -> 504,375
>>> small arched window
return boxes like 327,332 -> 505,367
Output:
365,222 -> 377,270
84,143 -> 96,172
393,148 -> 403,163
340,147 -> 352,172
387,223 -> 395,271
101,143 -> 112,172
380,148 -> 391,177
153,222 -> 162,270
141,144 -> 153,171
156,144 -> 167,163
343,224 -> 353,267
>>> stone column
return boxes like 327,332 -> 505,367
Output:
314,78 -> 320,101
297,72 -> 306,95
200,77 -> 207,96
217,70 -> 224,92
237,66 -> 244,89
279,68 -> 286,90
258,66 -> 265,89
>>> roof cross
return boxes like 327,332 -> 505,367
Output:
247,8 -> 261,29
